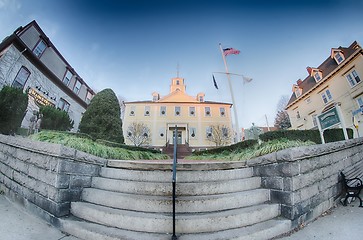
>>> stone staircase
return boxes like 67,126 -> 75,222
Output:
163,144 -> 193,159
59,165 -> 291,240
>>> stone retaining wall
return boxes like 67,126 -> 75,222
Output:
249,138 -> 363,227
0,134 -> 106,224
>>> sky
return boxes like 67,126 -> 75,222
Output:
1,0 -> 363,129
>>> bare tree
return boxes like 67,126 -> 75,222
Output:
127,122 -> 151,146
207,124 -> 232,147
117,94 -> 127,120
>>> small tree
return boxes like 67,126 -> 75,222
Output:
79,88 -> 124,143
126,122 -> 151,146
274,95 -> 291,130
207,124 -> 232,146
39,105 -> 74,131
0,86 -> 28,135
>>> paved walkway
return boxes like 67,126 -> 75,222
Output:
0,193 -> 362,240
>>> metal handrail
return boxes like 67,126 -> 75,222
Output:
172,126 -> 178,240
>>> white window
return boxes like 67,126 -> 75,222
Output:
294,88 -> 302,98
311,114 -> 318,127
220,107 -> 226,117
160,106 -> 166,116
357,97 -> 363,109
305,97 -> 311,104
73,79 -> 82,94
190,127 -> 197,139
12,66 -> 30,89
63,70 -> 72,86
222,127 -> 229,138
85,91 -> 93,104
199,96 -> 204,102
189,107 -> 195,116
175,106 -> 181,116
321,89 -> 333,104
334,52 -> 344,64
159,128 -> 165,138
129,106 -> 135,116
205,107 -> 211,116
206,127 -> 212,138
314,72 -> 321,82
346,70 -> 361,87
296,111 -> 301,119
33,39 -> 47,58
58,98 -> 70,112
144,106 -> 150,116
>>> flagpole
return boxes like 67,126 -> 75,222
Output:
219,43 -> 240,143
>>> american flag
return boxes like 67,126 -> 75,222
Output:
223,48 -> 240,56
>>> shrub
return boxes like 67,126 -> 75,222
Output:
0,86 -> 28,135
39,105 -> 74,131
79,88 -> 124,143
259,129 -> 353,144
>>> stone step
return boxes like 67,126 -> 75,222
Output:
99,167 -> 254,182
91,176 -> 261,196
81,188 -> 270,213
70,202 -> 280,234
60,218 -> 291,240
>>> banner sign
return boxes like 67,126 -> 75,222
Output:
317,107 -> 340,130
28,88 -> 55,107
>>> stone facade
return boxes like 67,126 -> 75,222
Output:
0,21 -> 95,131
0,134 -> 105,224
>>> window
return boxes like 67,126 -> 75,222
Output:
144,106 -> 150,116
190,127 -> 197,138
222,127 -> 229,138
130,106 -> 135,116
312,114 -> 318,127
160,106 -> 166,116
296,111 -> 301,119
314,72 -> 321,82
159,128 -> 165,138
321,89 -> 333,104
205,107 -> 211,116
63,70 -> 72,86
206,127 -> 212,138
73,79 -> 82,94
58,98 -> 70,112
305,97 -> 311,104
175,106 -> 181,116
12,66 -> 30,89
33,39 -> 47,58
199,96 -> 204,102
357,97 -> 363,109
294,88 -> 302,98
220,107 -> 226,117
189,107 -> 195,116
346,70 -> 361,87
334,52 -> 344,64
176,80 -> 180,85
85,91 -> 93,104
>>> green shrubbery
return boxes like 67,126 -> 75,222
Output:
192,139 -> 257,156
39,105 -> 74,131
0,86 -> 28,135
259,129 -> 353,144
79,88 -> 124,143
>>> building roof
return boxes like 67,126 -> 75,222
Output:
286,41 -> 361,108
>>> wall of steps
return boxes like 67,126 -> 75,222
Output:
60,165 -> 291,240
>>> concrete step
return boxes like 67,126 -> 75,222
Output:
70,202 -> 280,234
91,176 -> 261,196
81,188 -> 270,213
99,167 -> 253,182
60,218 -> 291,240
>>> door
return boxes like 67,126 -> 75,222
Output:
173,131 -> 182,144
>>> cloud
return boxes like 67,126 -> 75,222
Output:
0,0 -> 21,10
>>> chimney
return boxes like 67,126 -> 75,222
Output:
296,79 -> 303,85
306,67 -> 312,75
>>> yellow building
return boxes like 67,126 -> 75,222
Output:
286,41 -> 363,138
123,77 -> 233,152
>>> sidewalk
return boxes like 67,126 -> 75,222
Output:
0,193 -> 362,240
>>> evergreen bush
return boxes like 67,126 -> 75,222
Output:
79,88 -> 124,143
39,105 -> 74,131
0,86 -> 28,135
192,139 -> 257,156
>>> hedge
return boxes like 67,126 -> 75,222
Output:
192,139 -> 258,156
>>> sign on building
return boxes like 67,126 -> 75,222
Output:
316,105 -> 348,144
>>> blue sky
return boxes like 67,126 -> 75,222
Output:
1,0 -> 363,129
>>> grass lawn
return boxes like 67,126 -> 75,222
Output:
186,138 -> 316,161
29,131 -> 169,160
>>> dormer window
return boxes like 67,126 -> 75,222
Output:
331,49 -> 345,65
292,84 -> 302,98
314,72 -> 321,81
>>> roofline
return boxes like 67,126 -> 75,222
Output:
285,46 -> 362,110
16,20 -> 95,95
124,101 -> 233,106
0,33 -> 88,109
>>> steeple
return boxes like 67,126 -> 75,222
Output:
170,77 -> 186,93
